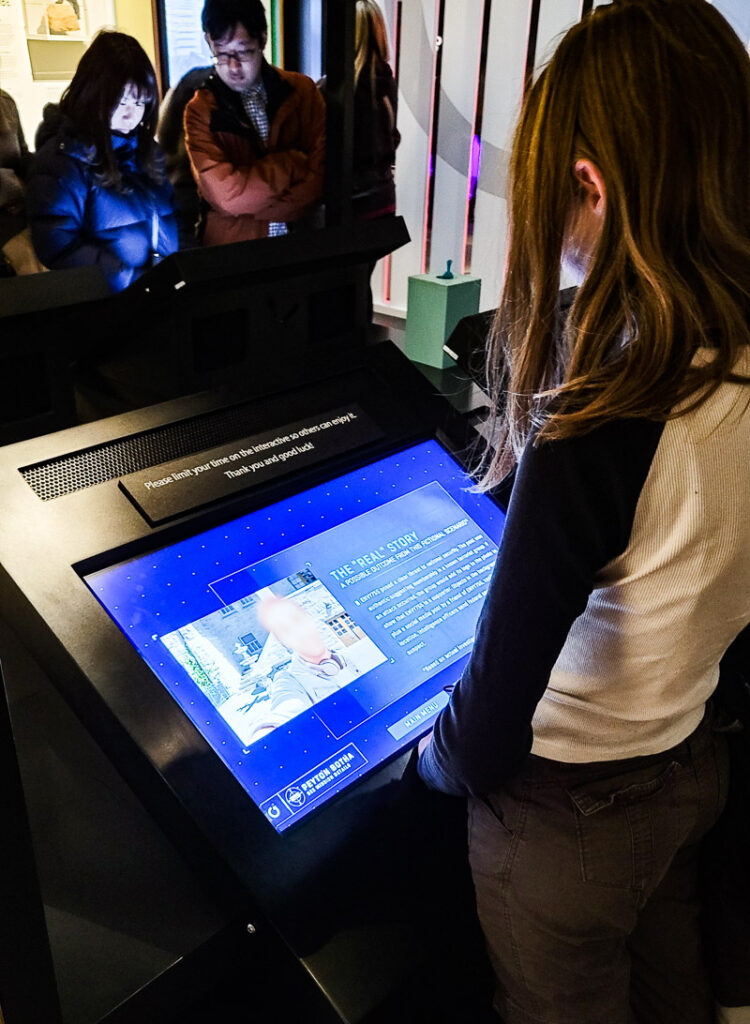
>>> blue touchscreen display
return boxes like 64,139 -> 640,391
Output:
85,440 -> 505,832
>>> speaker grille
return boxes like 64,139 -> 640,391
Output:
20,401 -> 267,501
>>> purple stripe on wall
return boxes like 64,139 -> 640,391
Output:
463,0 -> 493,273
422,0 -> 446,273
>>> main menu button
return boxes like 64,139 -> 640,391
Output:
387,690 -> 451,741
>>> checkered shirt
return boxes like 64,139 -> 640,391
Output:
242,81 -> 287,237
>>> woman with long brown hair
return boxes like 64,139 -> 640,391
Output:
418,2 -> 750,1021
351,0 -> 399,221
27,31 -> 177,292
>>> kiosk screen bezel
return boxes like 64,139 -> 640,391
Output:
83,438 -> 505,833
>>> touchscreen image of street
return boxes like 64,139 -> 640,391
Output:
162,574 -> 386,747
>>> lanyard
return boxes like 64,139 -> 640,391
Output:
151,209 -> 160,256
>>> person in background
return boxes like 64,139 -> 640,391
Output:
351,0 -> 399,222
417,2 -> 750,1022
157,64 -> 211,248
0,89 -> 42,276
27,31 -> 177,293
318,0 -> 400,317
184,0 -> 325,246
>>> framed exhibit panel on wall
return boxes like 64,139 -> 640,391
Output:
0,0 -> 114,138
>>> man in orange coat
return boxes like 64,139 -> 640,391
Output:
185,0 -> 325,246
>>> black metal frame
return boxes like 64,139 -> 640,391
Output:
322,0 -> 355,227
463,0 -> 494,273
0,660 -> 62,1024
523,0 -> 542,94
151,0 -> 169,93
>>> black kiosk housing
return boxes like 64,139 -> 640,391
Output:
0,217 -> 409,444
0,341 -> 498,1023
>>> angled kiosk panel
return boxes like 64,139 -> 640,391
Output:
87,218 -> 411,412
0,267 -> 111,445
0,220 -> 409,442
0,341 -> 499,1022
0,661 -> 62,1024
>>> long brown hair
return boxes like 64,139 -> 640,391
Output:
60,30 -> 162,190
482,0 -> 750,487
354,0 -> 390,92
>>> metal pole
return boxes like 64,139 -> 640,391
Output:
523,0 -> 542,96
462,0 -> 493,274
324,0 -> 355,227
421,0 -> 446,273
151,0 -> 169,94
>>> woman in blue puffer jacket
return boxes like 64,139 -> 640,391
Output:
28,30 -> 177,292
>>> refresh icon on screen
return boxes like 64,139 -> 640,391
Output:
267,803 -> 281,820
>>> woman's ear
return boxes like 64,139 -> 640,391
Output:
574,159 -> 606,217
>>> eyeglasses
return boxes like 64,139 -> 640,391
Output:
211,49 -> 258,67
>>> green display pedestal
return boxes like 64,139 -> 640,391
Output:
404,273 -> 482,369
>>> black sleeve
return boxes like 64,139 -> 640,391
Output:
417,417 -> 665,796
13,99 -> 30,179
157,67 -> 211,157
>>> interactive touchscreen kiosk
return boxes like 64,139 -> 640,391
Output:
0,341 -> 501,1021
86,440 -> 505,833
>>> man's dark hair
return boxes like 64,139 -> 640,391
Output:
201,0 -> 267,42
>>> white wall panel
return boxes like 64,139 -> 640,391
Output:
712,0 -> 750,45
469,189 -> 507,311
430,157 -> 468,275
428,0 -> 484,276
387,78 -> 431,312
376,0 -> 437,313
535,0 -> 581,70
470,0 -> 530,310
380,0 -> 750,319
440,0 -> 484,125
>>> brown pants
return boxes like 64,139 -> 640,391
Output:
468,712 -> 729,1024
